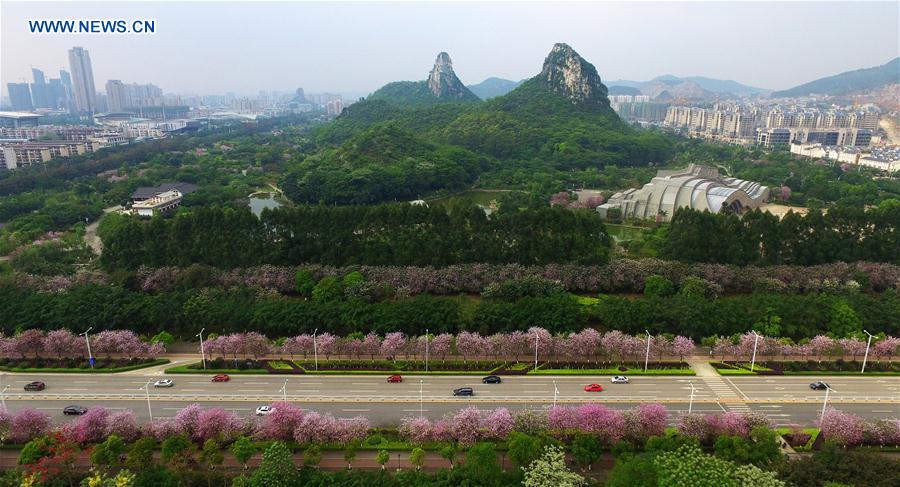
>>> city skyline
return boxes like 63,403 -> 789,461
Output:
2,1 -> 899,98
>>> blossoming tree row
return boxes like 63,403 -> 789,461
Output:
0,329 -> 164,360
711,333 -> 900,362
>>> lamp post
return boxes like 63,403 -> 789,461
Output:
419,380 -> 424,417
280,379 -> 288,402
534,330 -> 539,370
197,328 -> 206,370
81,327 -> 94,369
861,330 -> 875,373
141,379 -> 153,423
312,329 -> 319,371
0,385 -> 9,410
644,330 -> 652,372
819,384 -> 837,424
688,381 -> 696,415
553,380 -> 559,407
749,331 -> 761,372
425,329 -> 429,373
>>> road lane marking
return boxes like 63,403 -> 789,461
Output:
244,382 -> 270,385
238,390 -> 265,393
342,408 -> 371,412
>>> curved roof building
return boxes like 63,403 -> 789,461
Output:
598,164 -> 769,221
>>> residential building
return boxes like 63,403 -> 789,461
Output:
7,83 -> 33,111
0,140 -> 99,169
68,47 -> 97,113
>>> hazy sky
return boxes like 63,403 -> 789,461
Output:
2,1 -> 898,97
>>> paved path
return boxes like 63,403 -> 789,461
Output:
83,205 -> 121,255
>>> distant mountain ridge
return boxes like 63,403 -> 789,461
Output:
771,57 -> 900,98
366,52 -> 479,107
467,77 -> 524,99
609,75 -> 768,98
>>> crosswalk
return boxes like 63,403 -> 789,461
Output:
700,376 -> 752,412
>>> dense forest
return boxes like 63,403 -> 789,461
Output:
98,204 -> 612,269
664,201 -> 900,266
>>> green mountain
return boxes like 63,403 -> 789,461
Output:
772,57 -> 900,98
285,43 -> 673,205
467,77 -> 524,99
366,52 -> 480,108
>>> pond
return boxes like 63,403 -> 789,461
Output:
248,193 -> 283,216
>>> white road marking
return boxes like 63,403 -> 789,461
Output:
342,408 -> 371,412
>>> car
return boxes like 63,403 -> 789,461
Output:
63,405 -> 88,415
255,405 -> 274,416
387,374 -> 403,383
153,379 -> 174,388
482,375 -> 502,384
583,384 -> 604,392
809,381 -> 830,390
24,381 -> 46,391
211,374 -> 230,382
611,376 -> 629,384
453,387 -> 474,396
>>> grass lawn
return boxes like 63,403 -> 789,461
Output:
269,360 -> 294,370
776,427 -> 820,451
0,359 -> 169,373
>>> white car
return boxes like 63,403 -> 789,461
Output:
255,405 -> 275,416
153,379 -> 174,388
611,376 -> 629,384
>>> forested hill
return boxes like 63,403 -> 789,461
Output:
284,43 -> 673,205
772,57 -> 900,97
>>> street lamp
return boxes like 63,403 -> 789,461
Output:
861,330 -> 875,373
197,328 -> 206,370
425,329 -> 429,373
419,380 -> 424,417
553,380 -> 559,407
312,328 -> 319,371
81,327 -> 94,369
749,331 -> 761,372
141,379 -> 153,423
644,330 -> 653,372
820,384 -> 837,424
0,385 -> 9,411
280,379 -> 289,401
533,330 -> 539,370
688,381 -> 697,415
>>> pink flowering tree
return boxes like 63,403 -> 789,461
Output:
11,408 -> 51,443
623,404 -> 668,442
361,333 -> 381,361
838,338 -> 867,361
483,408 -> 515,440
281,335 -> 313,359
399,416 -> 434,444
809,335 -> 836,362
72,407 -> 110,444
380,332 -> 406,361
455,331 -> 484,363
874,337 -> 899,362
528,327 -> 552,365
256,401 -> 305,441
672,336 -> 695,362
819,408 -> 865,447
43,329 -> 82,359
547,406 -> 579,431
448,406 -> 483,446
316,332 -> 337,360
105,410 -> 141,442
243,332 -> 272,359
197,407 -> 245,444
577,404 -> 625,445
431,333 -> 453,362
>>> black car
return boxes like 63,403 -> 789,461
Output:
453,387 -> 474,396
809,381 -> 829,390
482,375 -> 502,384
63,405 -> 88,415
24,381 -> 45,391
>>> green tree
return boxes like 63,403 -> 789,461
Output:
90,435 -> 125,470
303,444 -> 322,468
678,277 -> 710,299
606,453 -> 658,487
295,270 -> 316,297
312,277 -> 343,303
507,432 -> 542,468
250,441 -> 298,487
570,433 -> 603,471
18,437 -> 52,466
829,301 -> 862,337
463,442 -> 501,483
409,447 -> 426,471
439,444 -> 457,469
200,439 -> 224,473
343,443 -> 357,470
150,331 -> 176,346
160,434 -> 195,470
644,275 -> 675,297
231,436 -> 256,470
522,445 -> 586,487
376,449 -> 390,470
125,438 -> 156,471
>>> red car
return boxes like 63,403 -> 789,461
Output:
387,374 -> 403,383
583,384 -> 604,392
211,374 -> 230,382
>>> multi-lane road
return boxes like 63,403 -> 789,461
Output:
2,373 -> 897,426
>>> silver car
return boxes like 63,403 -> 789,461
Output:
153,379 -> 174,388
611,376 -> 629,384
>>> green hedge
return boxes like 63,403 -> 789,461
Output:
0,358 -> 168,373
529,367 -> 695,376
165,364 -> 267,374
